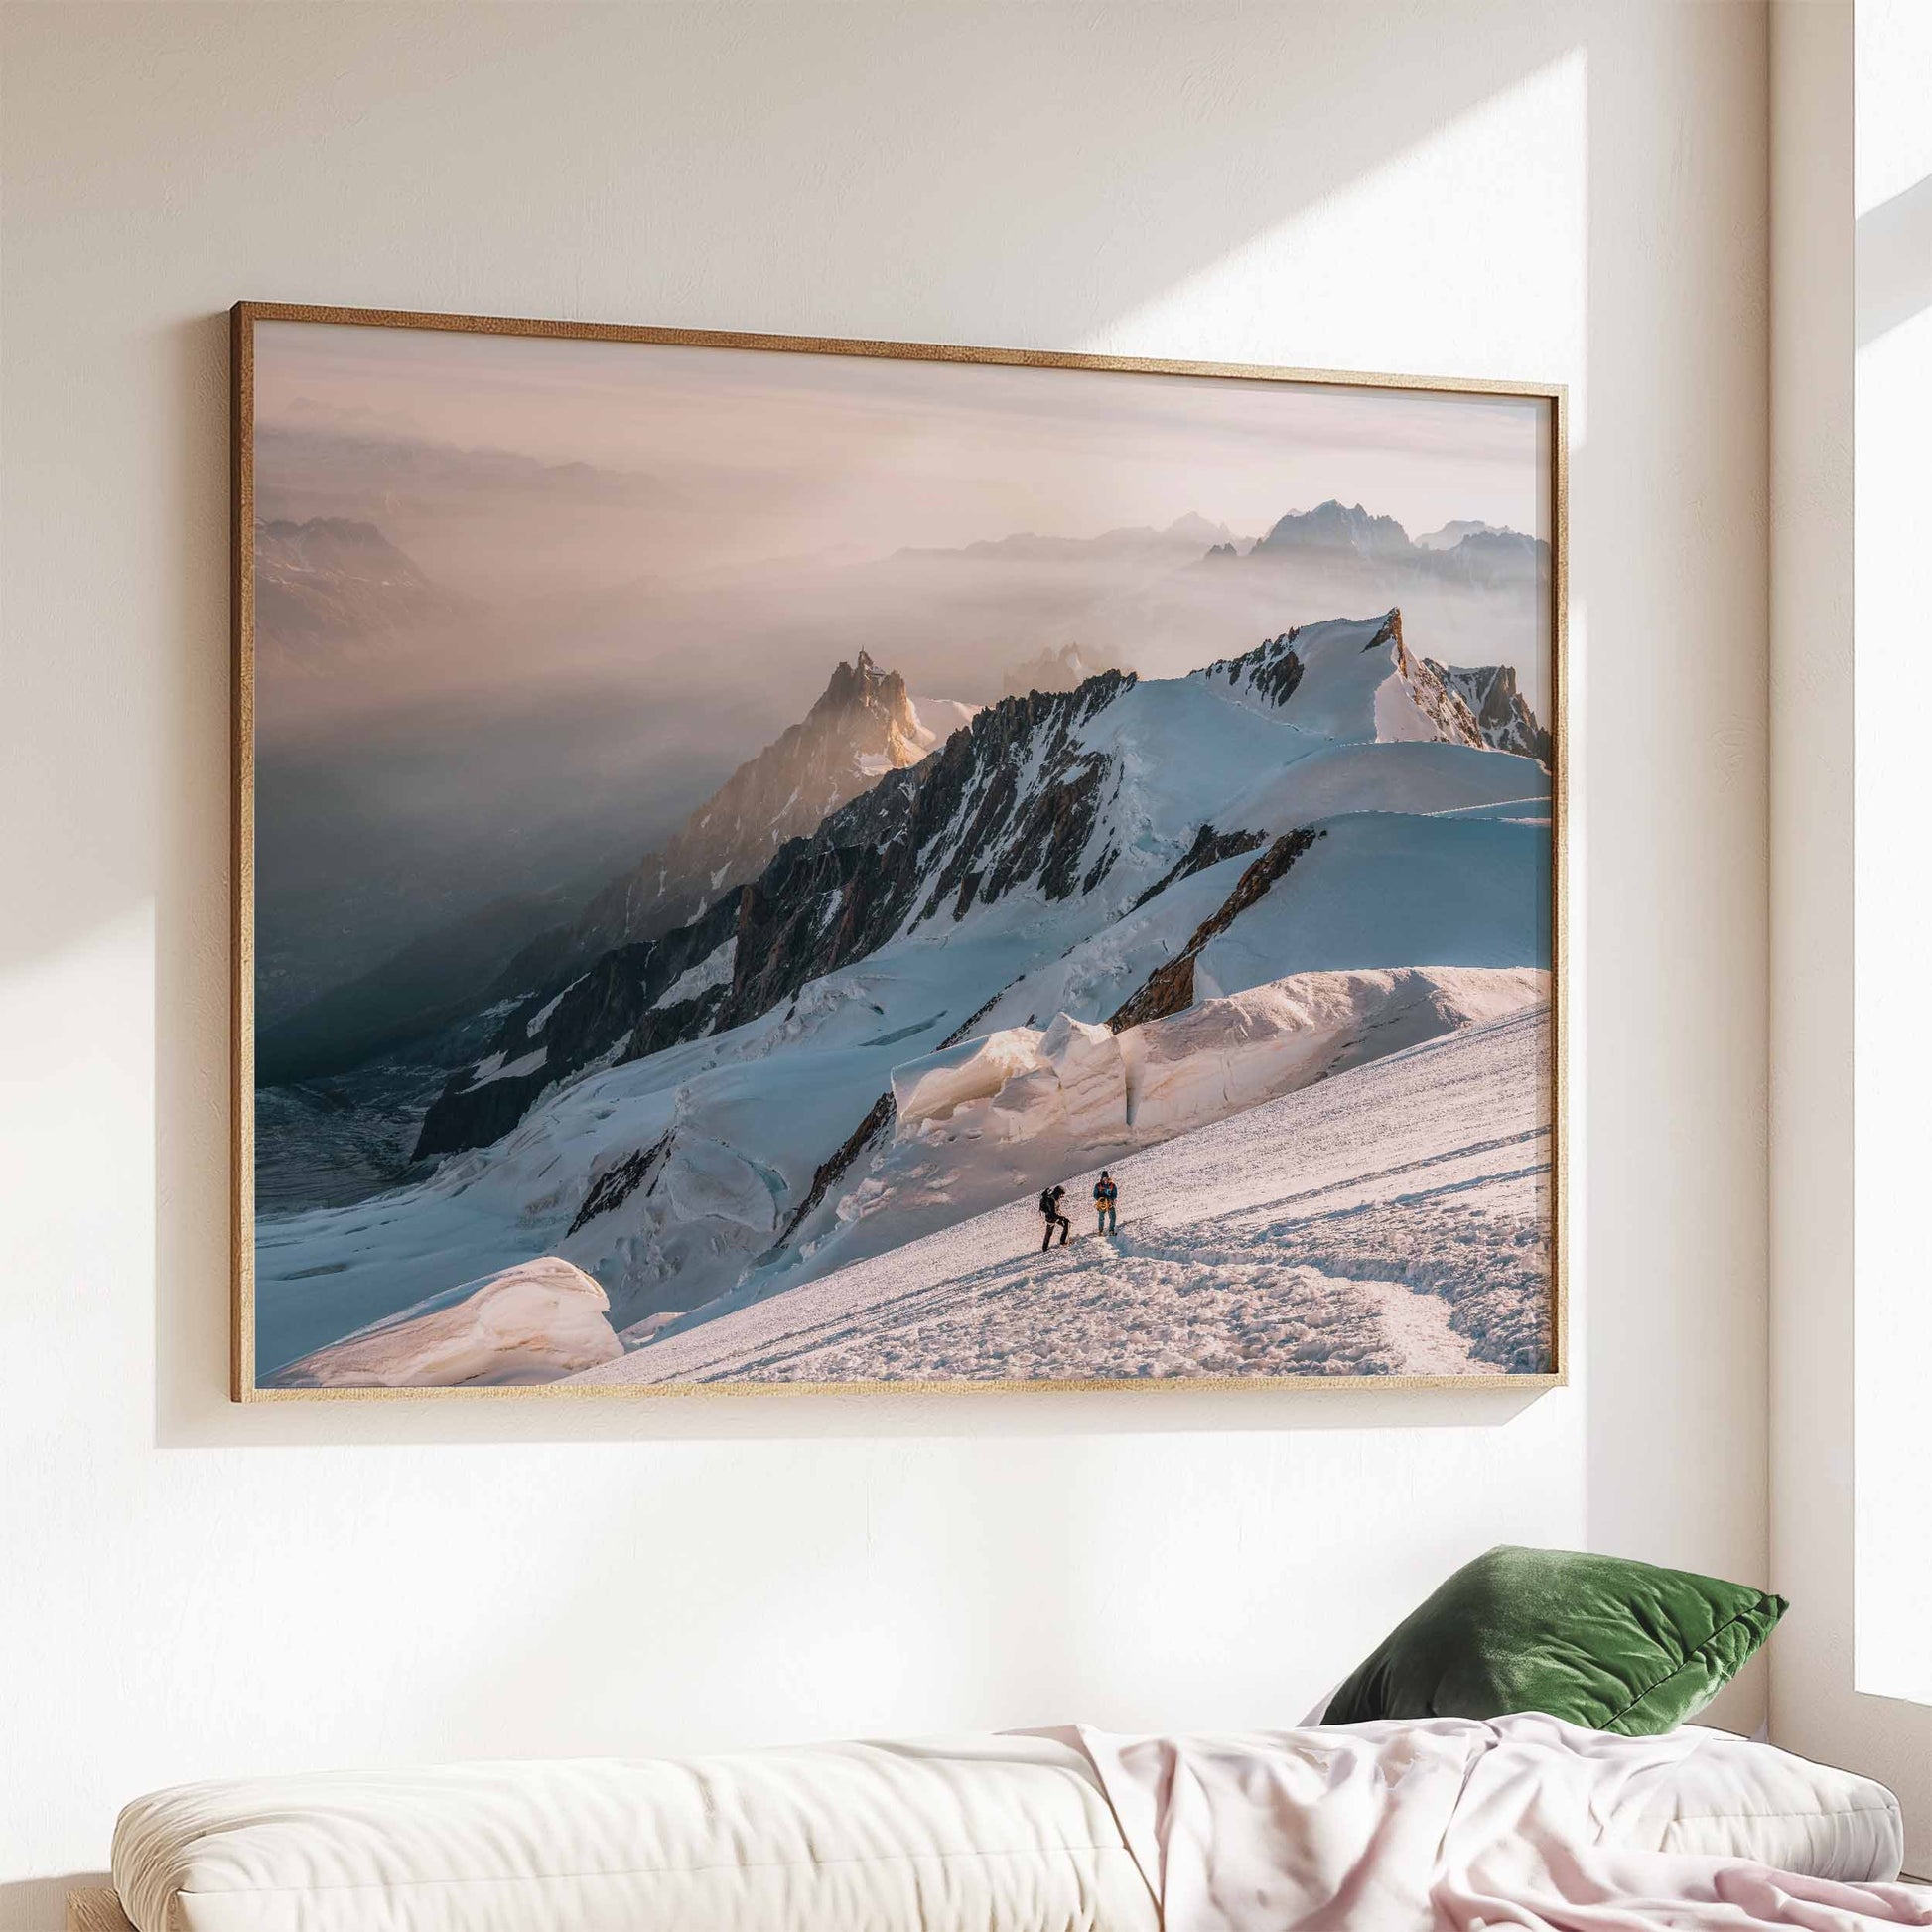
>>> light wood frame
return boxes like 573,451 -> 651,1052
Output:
230,301 -> 1569,1403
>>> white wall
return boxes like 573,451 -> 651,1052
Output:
1850,0 -> 1932,1720
1769,0 -> 1932,1869
0,6 -> 1771,1925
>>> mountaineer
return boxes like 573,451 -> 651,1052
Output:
1038,1182 -> 1071,1251
1093,1171 -> 1118,1235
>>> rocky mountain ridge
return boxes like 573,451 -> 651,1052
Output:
1426,659 -> 1552,764
409,605 -> 1545,1167
414,667 -> 1137,1159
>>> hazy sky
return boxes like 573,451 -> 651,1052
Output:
253,318 -> 1555,1020
257,320 -> 1551,573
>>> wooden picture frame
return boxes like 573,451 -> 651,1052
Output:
231,302 -> 1567,1401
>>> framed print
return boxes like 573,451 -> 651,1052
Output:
231,304 -> 1565,1399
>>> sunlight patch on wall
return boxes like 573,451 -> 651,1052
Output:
1074,51 -> 1587,442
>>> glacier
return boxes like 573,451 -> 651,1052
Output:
566,1005 -> 1553,1387
252,608 -> 1555,1384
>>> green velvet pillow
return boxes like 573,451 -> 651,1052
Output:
1324,1545 -> 1787,1735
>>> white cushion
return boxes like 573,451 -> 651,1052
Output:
111,1734 -> 1160,1932
109,1723 -> 1903,1931
1590,1725 -> 1903,1881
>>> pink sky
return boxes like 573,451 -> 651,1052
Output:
257,319 -> 1551,573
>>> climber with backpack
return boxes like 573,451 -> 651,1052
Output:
1093,1171 -> 1119,1236
1038,1182 -> 1071,1251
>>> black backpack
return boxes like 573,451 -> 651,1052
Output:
1038,1188 -> 1058,1216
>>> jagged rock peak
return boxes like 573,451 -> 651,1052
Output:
807,653 -> 926,759
1424,657 -> 1552,764
1199,609 -> 1487,752
817,649 -> 892,707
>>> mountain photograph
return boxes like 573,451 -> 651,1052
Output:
243,318 -> 1559,1392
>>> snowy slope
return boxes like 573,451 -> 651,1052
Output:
692,966 -> 1548,1326
1218,736 -> 1545,831
1192,811 -> 1551,999
254,905 -> 1105,1367
567,1004 -> 1553,1387
1196,610 -> 1483,746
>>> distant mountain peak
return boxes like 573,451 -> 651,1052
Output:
896,514 -> 1235,567
1164,511 -> 1232,543
1253,499 -> 1414,560
252,516 -> 441,652
999,640 -> 1129,701
1415,517 -> 1506,552
505,654 -> 935,993
256,516 -> 425,580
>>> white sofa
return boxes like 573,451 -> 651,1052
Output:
74,1726 -> 1904,1932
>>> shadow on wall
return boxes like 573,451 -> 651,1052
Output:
127,3 -> 1600,1451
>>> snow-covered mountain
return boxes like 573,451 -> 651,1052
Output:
255,606 -> 1554,1384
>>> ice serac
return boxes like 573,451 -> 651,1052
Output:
780,965 -> 1548,1302
1121,966 -> 1545,1136
892,967 -> 1543,1155
895,1014 -> 1129,1148
264,1256 -> 621,1388
892,1027 -> 1050,1131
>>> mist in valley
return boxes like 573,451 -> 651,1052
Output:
252,322 -> 1552,1034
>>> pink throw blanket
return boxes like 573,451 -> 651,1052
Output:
1051,1714 -> 1931,1930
